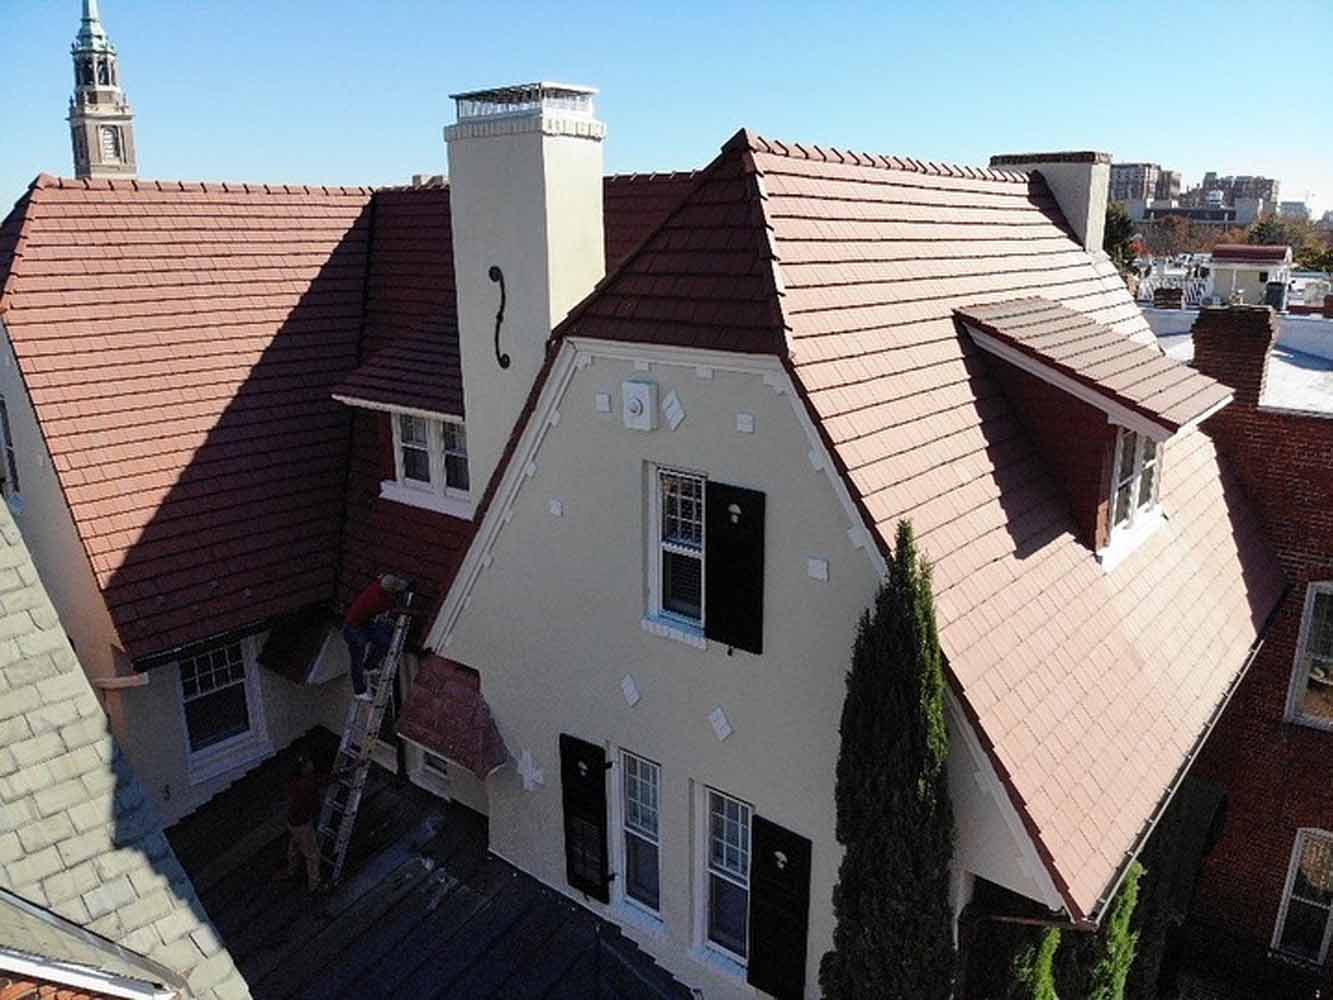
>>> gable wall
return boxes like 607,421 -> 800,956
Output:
442,342 -> 879,997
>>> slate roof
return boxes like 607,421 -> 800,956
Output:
956,298 -> 1233,434
0,503 -> 247,999
555,130 -> 1285,922
0,175 -> 374,660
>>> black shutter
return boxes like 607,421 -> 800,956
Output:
558,734 -> 610,902
747,816 -> 812,1000
704,482 -> 765,654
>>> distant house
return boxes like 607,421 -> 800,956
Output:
1206,244 -> 1294,307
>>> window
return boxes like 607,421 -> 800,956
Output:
383,413 -> 472,517
622,752 -> 661,912
398,414 -> 432,484
706,789 -> 752,960
176,637 -> 268,783
0,398 -> 20,497
423,751 -> 450,777
656,468 -> 705,627
1290,583 -> 1333,727
180,641 -> 251,753
99,126 -> 122,163
1275,830 -> 1333,963
1111,427 -> 1161,534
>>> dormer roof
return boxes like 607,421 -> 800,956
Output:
956,297 -> 1232,439
1211,243 -> 1292,266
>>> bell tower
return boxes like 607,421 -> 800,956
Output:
68,0 -> 137,180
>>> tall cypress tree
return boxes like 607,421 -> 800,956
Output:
819,520 -> 956,1000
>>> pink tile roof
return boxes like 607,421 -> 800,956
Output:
0,175 -> 374,657
558,131 -> 1284,921
956,298 -> 1233,434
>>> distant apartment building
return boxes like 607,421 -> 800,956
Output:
1279,200 -> 1311,221
1110,161 -> 1162,201
1187,172 -> 1281,207
1155,169 -> 1182,200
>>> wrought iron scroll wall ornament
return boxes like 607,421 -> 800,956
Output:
488,265 -> 511,369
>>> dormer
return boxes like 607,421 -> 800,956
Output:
956,298 -> 1233,566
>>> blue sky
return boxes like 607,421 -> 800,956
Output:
2,1 -> 1328,215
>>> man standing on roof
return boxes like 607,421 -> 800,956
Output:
343,573 -> 409,702
280,750 -> 343,892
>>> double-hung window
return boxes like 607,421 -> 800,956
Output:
655,468 -> 705,627
384,413 -> 471,517
622,752 -> 661,912
1275,829 -> 1333,963
177,637 -> 268,783
1289,583 -> 1333,727
1111,427 -> 1161,534
706,789 -> 752,961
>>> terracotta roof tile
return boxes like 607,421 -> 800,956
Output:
545,129 -> 1283,922
956,297 -> 1230,434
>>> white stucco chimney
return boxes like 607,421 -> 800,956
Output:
989,151 -> 1111,257
445,82 -> 607,496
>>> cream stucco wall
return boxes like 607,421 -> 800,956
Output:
440,341 -> 881,998
0,321 -> 339,825
1208,265 -> 1278,306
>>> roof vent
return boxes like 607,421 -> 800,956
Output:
450,82 -> 597,122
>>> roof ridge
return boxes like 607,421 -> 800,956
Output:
726,128 -> 1030,183
603,170 -> 700,184
30,175 -> 376,196
0,182 -> 42,316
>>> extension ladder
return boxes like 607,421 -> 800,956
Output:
316,590 -> 414,884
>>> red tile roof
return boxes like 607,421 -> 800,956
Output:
603,171 -> 700,270
1211,244 -> 1291,264
0,175 -> 374,658
957,298 -> 1233,434
552,131 -> 1285,922
397,655 -> 508,779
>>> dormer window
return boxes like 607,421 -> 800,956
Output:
380,412 -> 472,519
1111,428 -> 1160,534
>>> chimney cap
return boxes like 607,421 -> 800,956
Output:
989,151 -> 1111,167
449,81 -> 598,122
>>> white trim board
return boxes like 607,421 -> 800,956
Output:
332,393 -> 464,423
0,949 -> 178,1000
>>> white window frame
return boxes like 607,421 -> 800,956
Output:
646,465 -> 706,640
691,784 -> 752,974
1272,828 -> 1333,964
613,750 -> 663,922
174,635 -> 270,786
1285,582 -> 1333,731
380,411 -> 473,520
1098,425 -> 1166,570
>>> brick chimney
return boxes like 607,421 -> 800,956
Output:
1190,304 -> 1276,409
988,151 -> 1111,255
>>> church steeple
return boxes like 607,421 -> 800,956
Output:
68,0 -> 137,180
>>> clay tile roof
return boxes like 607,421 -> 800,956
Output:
0,176 -> 375,659
545,129 -> 1284,922
1210,243 -> 1291,264
334,318 -> 463,417
957,297 -> 1233,433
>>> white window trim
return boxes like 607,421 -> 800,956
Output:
1271,828 -> 1333,964
1285,582 -> 1333,732
691,783 -> 753,977
610,749 -> 664,931
1098,426 -> 1166,571
380,414 -> 473,520
174,635 -> 271,786
646,464 -> 706,641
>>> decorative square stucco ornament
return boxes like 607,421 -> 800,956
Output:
662,390 -> 686,430
517,750 -> 544,791
708,706 -> 733,741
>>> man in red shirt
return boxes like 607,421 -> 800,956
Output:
343,573 -> 409,701
282,751 -> 336,891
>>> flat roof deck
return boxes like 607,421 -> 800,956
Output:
166,729 -> 690,1000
